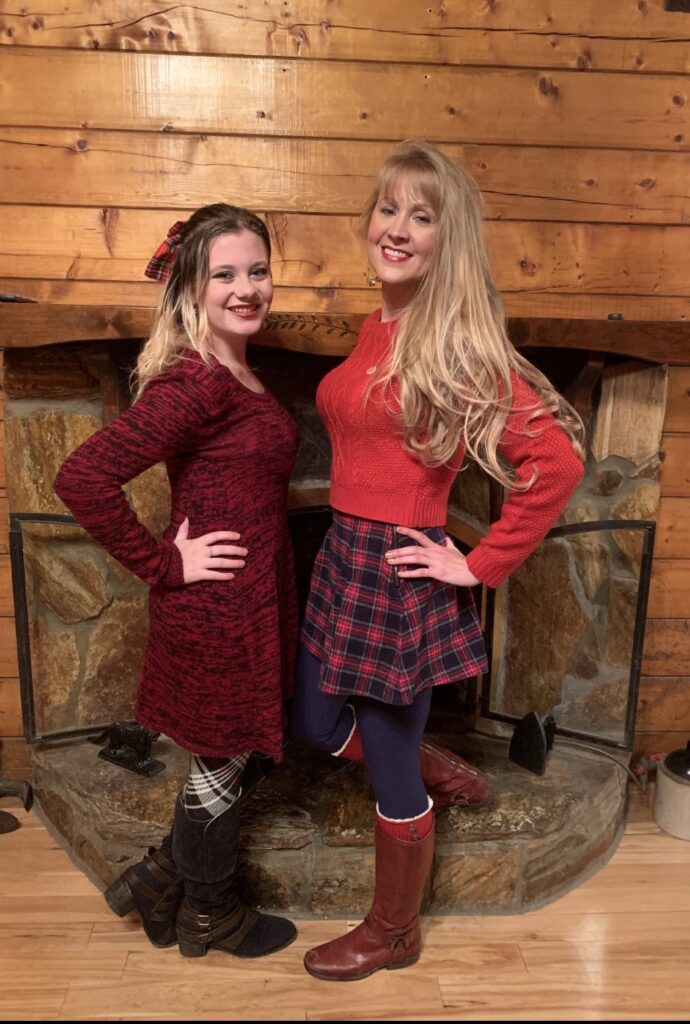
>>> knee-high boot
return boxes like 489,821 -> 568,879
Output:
103,752 -> 274,950
303,811 -> 435,981
172,794 -> 297,958
104,829 -> 182,948
336,718 -> 492,808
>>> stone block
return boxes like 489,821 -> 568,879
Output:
23,535 -> 110,624
5,407 -> 101,514
28,619 -> 80,734
606,577 -> 639,667
240,847 -> 311,912
568,529 -> 611,602
611,482 -> 660,574
429,845 -> 521,914
497,539 -> 588,718
311,843 -> 375,916
76,594 -> 149,726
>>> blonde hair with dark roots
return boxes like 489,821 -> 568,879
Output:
135,204 -> 271,397
363,140 -> 584,488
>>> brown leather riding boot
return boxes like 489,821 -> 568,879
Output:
304,819 -> 435,981
337,722 -> 492,809
419,738 -> 492,808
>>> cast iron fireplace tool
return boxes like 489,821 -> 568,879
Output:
508,711 -> 557,776
0,779 -> 33,835
88,720 -> 165,777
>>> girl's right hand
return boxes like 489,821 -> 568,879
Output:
173,517 -> 248,583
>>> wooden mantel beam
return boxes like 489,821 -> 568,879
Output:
1,303 -> 689,365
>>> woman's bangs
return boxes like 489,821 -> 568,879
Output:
377,161 -> 440,214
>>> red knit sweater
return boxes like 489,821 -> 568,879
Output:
317,311 -> 584,588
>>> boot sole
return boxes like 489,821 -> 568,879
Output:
179,928 -> 297,960
304,952 -> 419,982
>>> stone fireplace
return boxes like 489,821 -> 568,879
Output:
4,330 -> 666,915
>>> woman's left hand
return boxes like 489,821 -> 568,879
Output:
385,526 -> 481,587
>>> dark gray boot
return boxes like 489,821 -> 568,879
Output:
104,829 -> 182,948
172,791 -> 296,959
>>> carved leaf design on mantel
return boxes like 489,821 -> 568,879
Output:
264,313 -> 359,338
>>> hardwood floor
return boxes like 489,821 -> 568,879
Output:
1,787 -> 689,1021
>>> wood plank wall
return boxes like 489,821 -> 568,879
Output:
639,367 -> 690,756
0,1 -> 689,771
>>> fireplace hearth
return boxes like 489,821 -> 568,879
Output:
31,729 -> 628,917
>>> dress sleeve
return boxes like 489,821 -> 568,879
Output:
464,373 -> 584,588
54,370 -> 210,588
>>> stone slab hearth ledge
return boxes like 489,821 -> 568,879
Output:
31,732 -> 628,916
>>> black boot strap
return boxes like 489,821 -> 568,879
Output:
178,899 -> 259,951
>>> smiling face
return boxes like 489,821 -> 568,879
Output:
366,181 -> 438,318
203,229 -> 273,346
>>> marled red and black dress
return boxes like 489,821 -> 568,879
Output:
54,352 -> 299,762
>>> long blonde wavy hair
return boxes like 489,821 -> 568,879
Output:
363,140 -> 584,488
135,204 -> 271,396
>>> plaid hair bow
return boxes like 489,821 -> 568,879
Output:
144,220 -> 187,281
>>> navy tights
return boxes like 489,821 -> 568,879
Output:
291,645 -> 431,819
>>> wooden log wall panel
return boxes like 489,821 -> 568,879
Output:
647,560 -> 690,619
3,280 -> 689,327
636,677 -> 690,731
660,436 -> 690,497
0,623 -> 19,679
642,620 -> 690,676
0,562 -> 13,619
1,1 -> 689,73
0,493 -> 8,555
0,281 -> 375,314
632,730 -> 690,756
0,736 -> 31,780
4,302 -> 690,370
3,206 -> 690,298
656,499 -> 690,558
664,367 -> 690,431
3,128 -> 690,225
0,680 -> 22,737
2,48 -> 689,151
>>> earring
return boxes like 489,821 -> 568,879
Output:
365,266 -> 380,288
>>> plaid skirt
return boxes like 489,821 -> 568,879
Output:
300,512 -> 488,705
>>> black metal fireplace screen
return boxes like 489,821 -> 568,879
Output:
480,520 -> 655,751
11,510 -> 654,751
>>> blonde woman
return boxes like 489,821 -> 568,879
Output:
55,205 -> 298,959
291,140 -> 585,981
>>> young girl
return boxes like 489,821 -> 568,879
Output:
54,204 -> 299,960
291,141 -> 585,981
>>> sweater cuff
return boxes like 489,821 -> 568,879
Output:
465,546 -> 511,590
157,538 -> 186,588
